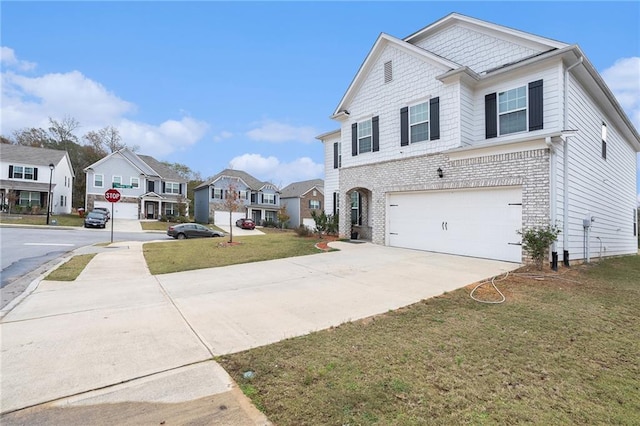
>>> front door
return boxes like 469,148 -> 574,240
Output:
146,202 -> 155,219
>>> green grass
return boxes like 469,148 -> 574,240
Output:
218,256 -> 640,425
143,229 -> 327,275
0,213 -> 84,227
45,254 -> 97,281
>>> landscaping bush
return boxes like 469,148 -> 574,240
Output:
294,225 -> 312,237
518,224 -> 561,269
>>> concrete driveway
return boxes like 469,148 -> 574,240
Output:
0,240 -> 518,423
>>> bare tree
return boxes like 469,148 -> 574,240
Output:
11,128 -> 51,147
216,180 -> 246,243
83,126 -> 137,153
48,116 -> 80,148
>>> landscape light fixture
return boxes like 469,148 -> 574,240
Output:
46,163 -> 55,224
437,167 -> 443,178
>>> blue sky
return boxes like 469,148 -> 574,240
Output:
2,1 -> 639,200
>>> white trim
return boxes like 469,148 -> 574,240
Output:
94,174 -> 104,188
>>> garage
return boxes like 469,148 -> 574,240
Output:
387,187 -> 522,262
94,201 -> 139,220
213,211 -> 246,227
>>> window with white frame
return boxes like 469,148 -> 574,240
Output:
12,166 -> 23,179
263,193 -> 276,205
165,182 -> 180,194
309,199 -> 321,209
351,191 -> 360,225
212,188 -> 223,199
498,85 -> 527,135
238,190 -> 248,200
131,177 -> 140,188
24,167 -> 34,180
164,203 -> 178,216
358,119 -> 372,153
94,174 -> 104,188
338,142 -> 342,167
265,210 -> 277,222
601,122 -> 607,160
19,191 -> 40,206
112,176 -> 122,187
409,102 -> 429,143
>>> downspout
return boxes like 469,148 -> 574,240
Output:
562,55 -> 583,266
546,136 -> 558,270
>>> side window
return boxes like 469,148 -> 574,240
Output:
601,122 -> 607,160
94,174 -> 104,188
498,86 -> 527,135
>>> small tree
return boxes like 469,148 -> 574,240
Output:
310,210 -> 329,238
518,224 -> 561,270
216,181 -> 245,243
277,205 -> 290,229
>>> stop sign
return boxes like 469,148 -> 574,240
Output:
104,188 -> 121,203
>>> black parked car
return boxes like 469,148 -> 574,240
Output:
92,207 -> 110,221
84,211 -> 107,228
167,223 -> 225,239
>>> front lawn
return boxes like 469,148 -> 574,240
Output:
0,213 -> 84,227
143,229 -> 327,275
219,256 -> 640,425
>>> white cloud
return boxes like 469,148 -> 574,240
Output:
229,153 -> 323,187
0,48 -> 209,157
602,57 -> 640,129
1,46 -> 36,71
246,120 -> 317,143
213,130 -> 233,142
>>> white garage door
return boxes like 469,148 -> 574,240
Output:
214,211 -> 246,227
94,201 -> 139,220
387,187 -> 522,262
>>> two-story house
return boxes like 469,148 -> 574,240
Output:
194,169 -> 281,226
84,148 -> 188,220
319,13 -> 640,265
0,144 -> 75,215
280,179 -> 324,229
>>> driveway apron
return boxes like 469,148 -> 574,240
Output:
1,239 -> 518,422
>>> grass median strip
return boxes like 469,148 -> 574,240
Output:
143,230 -> 328,275
45,254 -> 96,281
218,256 -> 640,425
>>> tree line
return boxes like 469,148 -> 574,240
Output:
2,116 -> 203,212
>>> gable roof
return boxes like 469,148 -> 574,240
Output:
196,168 -> 277,191
280,179 -> 324,198
0,144 -> 75,177
83,148 -> 187,182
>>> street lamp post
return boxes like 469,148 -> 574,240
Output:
46,163 -> 55,225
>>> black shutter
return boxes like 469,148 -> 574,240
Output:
333,142 -> 339,169
528,79 -> 544,131
333,192 -> 337,215
162,182 -> 166,193
430,97 -> 440,140
34,168 -> 38,181
351,123 -> 358,156
372,115 -> 379,152
179,184 -> 183,195
485,93 -> 497,139
400,107 -> 409,146
8,165 -> 13,178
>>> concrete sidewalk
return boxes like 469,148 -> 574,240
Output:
0,239 -> 518,424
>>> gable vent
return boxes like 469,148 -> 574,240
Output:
384,60 -> 393,83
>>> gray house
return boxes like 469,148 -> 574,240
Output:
280,179 -> 324,228
194,169 -> 281,225
319,13 -> 639,265
84,148 -> 188,220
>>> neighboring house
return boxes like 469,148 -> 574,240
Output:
84,148 -> 188,220
318,13 -> 640,265
280,179 -> 324,228
194,169 -> 281,225
0,144 -> 75,215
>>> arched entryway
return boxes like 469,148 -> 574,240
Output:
345,187 -> 372,241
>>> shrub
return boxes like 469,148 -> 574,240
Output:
295,225 -> 312,237
518,225 -> 561,269
262,219 -> 278,228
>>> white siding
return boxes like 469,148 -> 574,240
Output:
322,135 -> 340,216
413,23 -> 545,74
564,74 -> 638,258
340,44 -> 459,170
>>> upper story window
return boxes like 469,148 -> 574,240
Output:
263,193 -> 276,205
94,174 -> 104,188
486,80 -> 542,140
358,119 -> 372,153
131,177 -> 140,188
498,85 -> 527,135
601,122 -> 607,160
165,182 -> 180,194
238,190 -> 249,200
212,188 -> 223,199
309,199 -> 321,209
9,165 -> 37,180
333,142 -> 342,169
409,102 -> 429,143
112,176 -> 122,187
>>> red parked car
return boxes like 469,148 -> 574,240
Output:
235,218 -> 256,230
